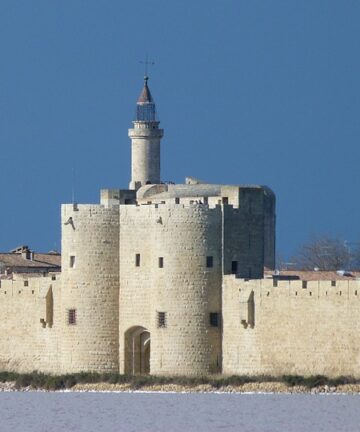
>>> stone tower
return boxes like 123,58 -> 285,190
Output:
129,76 -> 164,190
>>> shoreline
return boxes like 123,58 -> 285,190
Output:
2,381 -> 360,394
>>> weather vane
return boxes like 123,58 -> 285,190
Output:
140,54 -> 155,78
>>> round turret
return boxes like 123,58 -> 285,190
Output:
119,203 -> 222,376
60,204 -> 119,373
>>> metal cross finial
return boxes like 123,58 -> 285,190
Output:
140,54 -> 155,78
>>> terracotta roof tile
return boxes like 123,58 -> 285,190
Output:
0,253 -> 61,269
266,270 -> 360,281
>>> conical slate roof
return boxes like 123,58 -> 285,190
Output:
135,76 -> 157,121
137,76 -> 153,104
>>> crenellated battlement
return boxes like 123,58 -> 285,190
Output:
225,275 -> 360,300
223,274 -> 360,377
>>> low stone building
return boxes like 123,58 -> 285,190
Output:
0,76 -> 359,377
0,246 -> 61,275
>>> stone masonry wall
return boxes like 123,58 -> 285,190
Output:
223,276 -> 360,377
223,188 -> 265,279
61,204 -> 119,373
129,126 -> 163,189
0,274 -> 60,373
119,203 -> 222,376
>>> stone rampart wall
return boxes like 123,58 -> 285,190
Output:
0,275 -> 60,373
223,276 -> 360,377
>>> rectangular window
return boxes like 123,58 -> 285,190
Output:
157,312 -> 166,328
331,280 -> 336,287
135,254 -> 141,267
302,281 -> 307,289
68,309 -> 77,325
24,280 -> 29,287
175,197 -> 180,204
209,312 -> 220,327
158,257 -> 164,268
206,256 -> 213,268
70,255 -> 76,268
273,279 -> 278,287
231,261 -> 238,274
222,197 -> 228,204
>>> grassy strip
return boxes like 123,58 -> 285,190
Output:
0,371 -> 358,391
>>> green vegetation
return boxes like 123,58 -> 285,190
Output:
0,371 -> 358,391
281,374 -> 357,388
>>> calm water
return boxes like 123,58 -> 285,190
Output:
0,392 -> 359,432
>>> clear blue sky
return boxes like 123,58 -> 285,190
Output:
0,1 -> 359,259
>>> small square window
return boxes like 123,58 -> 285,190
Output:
24,280 -> 29,287
51,275 -> 56,281
135,254 -> 141,267
158,257 -> 164,268
70,255 -> 76,268
331,280 -> 336,287
222,197 -> 228,204
210,312 -> 220,327
68,309 -> 77,325
157,312 -> 166,328
231,261 -> 238,274
206,256 -> 213,268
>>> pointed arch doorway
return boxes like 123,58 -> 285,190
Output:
124,326 -> 150,375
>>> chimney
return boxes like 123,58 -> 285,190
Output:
21,247 -> 31,260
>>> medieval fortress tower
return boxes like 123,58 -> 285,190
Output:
0,77 -> 359,377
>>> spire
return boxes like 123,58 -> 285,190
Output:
135,76 -> 157,122
137,76 -> 153,104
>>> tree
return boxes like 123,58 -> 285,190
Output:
292,235 -> 352,271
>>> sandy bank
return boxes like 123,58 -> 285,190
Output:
2,380 -> 360,394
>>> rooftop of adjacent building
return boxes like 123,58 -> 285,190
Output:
264,269 -> 360,281
0,245 -> 61,275
136,178 -> 275,201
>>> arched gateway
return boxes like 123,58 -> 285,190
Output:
124,326 -> 150,375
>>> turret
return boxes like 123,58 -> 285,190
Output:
129,76 -> 164,190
